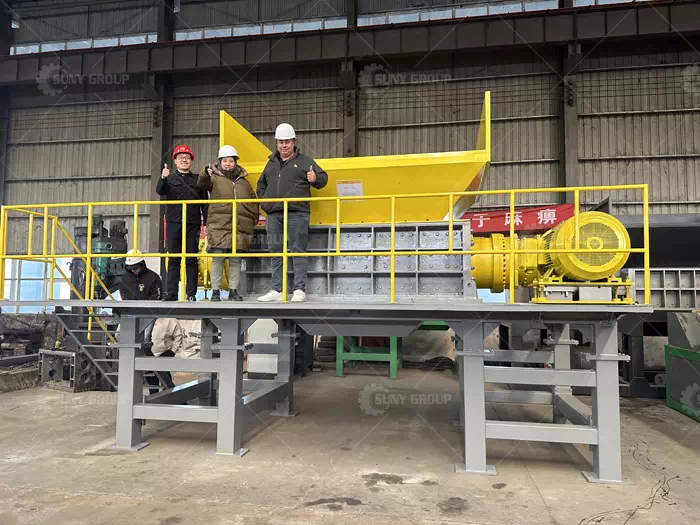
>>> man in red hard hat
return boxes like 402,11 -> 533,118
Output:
156,145 -> 208,301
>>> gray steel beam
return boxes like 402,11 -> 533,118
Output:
340,60 -> 358,157
485,366 -> 596,387
243,382 -> 291,419
1,3 -> 696,85
553,392 -> 592,426
485,390 -> 553,405
144,379 -> 211,405
347,0 -> 358,27
486,421 -> 598,445
485,350 -> 554,364
133,403 -> 218,423
559,45 -> 581,204
0,353 -> 38,366
0,2 -> 8,207
215,317 -> 247,456
134,356 -> 220,373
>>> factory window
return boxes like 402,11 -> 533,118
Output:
524,0 -> 558,11
263,22 -> 292,34
573,0 -> 595,5
93,37 -> 119,48
148,33 -> 158,43
455,6 -> 488,17
294,19 -> 323,32
15,44 -> 40,55
204,27 -> 232,39
388,11 -> 420,24
420,9 -> 453,21
119,35 -> 146,46
488,2 -> 524,15
175,30 -> 202,41
233,25 -> 262,37
2,260 -> 71,314
9,46 -> 15,55
66,39 -> 92,50
40,42 -> 66,52
358,15 -> 387,26
324,18 -> 347,29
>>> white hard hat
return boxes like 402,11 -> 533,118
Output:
274,123 -> 296,140
218,145 -> 239,159
125,248 -> 145,267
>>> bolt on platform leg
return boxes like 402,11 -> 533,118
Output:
114,315 -> 149,451
583,320 -> 625,484
215,317 -> 247,457
455,321 -> 496,476
271,319 -> 298,417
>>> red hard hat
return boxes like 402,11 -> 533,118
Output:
172,145 -> 194,161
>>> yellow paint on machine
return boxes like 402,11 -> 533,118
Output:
219,92 -> 491,226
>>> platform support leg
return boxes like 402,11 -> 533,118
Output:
215,317 -> 247,457
271,319 -> 298,417
455,321 -> 496,476
584,320 -> 624,483
115,315 -> 148,451
199,318 -> 217,406
552,323 -> 572,424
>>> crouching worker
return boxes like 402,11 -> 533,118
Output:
116,250 -> 173,392
198,145 -> 259,301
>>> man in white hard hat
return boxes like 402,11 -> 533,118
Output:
256,123 -> 328,302
198,145 -> 259,301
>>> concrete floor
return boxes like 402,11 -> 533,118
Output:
1,366 -> 699,525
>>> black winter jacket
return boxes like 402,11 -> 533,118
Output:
117,267 -> 162,301
256,149 -> 328,214
156,170 -> 208,225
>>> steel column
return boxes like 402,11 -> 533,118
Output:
585,320 -> 625,483
114,315 -> 148,451
455,321 -> 496,475
551,323 -> 573,423
215,317 -> 247,456
271,319 -> 298,417
199,318 -> 217,406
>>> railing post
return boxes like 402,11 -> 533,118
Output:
282,201 -> 288,302
448,194 -> 454,252
508,191 -> 515,304
180,203 -> 187,301
574,189 -> 580,249
133,203 -> 139,252
231,199 -> 237,255
335,198 -> 340,254
643,185 -> 650,305
42,206 -> 49,257
27,215 -> 34,256
49,217 -> 57,300
390,196 -> 396,303
0,207 -> 6,299
85,205 -> 93,300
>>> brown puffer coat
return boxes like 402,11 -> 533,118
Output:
197,163 -> 259,252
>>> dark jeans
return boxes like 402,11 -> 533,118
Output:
165,221 -> 200,297
266,212 -> 310,292
144,349 -> 175,395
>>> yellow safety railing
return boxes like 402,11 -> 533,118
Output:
0,184 -> 651,306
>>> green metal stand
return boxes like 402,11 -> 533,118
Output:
336,336 -> 403,379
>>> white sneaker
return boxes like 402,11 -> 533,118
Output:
258,290 -> 283,302
291,290 -> 306,302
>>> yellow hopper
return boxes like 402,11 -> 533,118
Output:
220,92 -> 491,225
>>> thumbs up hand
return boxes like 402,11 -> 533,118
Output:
161,163 -> 170,179
307,166 -> 316,183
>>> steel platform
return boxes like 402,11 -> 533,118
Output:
0,298 -> 651,483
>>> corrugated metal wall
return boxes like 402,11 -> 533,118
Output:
12,0 -> 157,43
4,87 -> 153,255
171,65 -> 344,166
176,0 -> 346,29
578,49 -> 700,215
358,52 -> 560,207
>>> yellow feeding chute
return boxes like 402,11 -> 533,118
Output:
219,92 -> 491,225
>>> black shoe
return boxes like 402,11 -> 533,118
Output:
211,290 -> 221,302
187,295 -> 197,302
228,289 -> 243,301
162,293 -> 177,302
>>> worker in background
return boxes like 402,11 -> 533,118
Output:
156,145 -> 208,302
198,145 -> 259,301
256,123 -> 328,302
116,249 -> 174,393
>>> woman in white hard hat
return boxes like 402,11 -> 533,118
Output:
256,123 -> 328,302
198,145 -> 259,301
